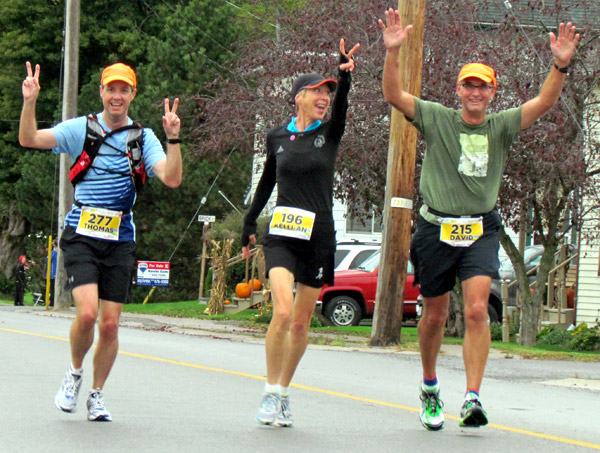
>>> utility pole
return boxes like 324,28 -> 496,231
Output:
371,0 -> 426,346
54,0 -> 79,309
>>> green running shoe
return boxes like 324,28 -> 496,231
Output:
459,396 -> 488,427
419,386 -> 445,431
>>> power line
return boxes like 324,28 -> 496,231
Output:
502,0 -> 584,133
224,0 -> 277,29
139,0 -> 239,78
157,0 -> 237,57
166,146 -> 237,262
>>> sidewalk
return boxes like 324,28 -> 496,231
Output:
4,303 -> 513,358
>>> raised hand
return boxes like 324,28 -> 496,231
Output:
22,62 -> 41,102
550,22 -> 580,67
340,38 -> 360,72
378,8 -> 413,51
163,98 -> 181,139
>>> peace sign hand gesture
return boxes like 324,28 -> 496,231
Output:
22,62 -> 41,103
163,98 -> 181,140
340,38 -> 360,72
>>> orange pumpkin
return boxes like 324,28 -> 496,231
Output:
235,283 -> 251,298
224,300 -> 231,305
249,279 -> 262,291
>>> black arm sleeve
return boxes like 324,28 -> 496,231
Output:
241,144 -> 277,247
329,53 -> 352,143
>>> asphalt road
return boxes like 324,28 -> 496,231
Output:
1,305 -> 599,452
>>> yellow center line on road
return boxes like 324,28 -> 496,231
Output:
3,327 -> 600,450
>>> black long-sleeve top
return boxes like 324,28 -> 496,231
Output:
242,59 -> 351,246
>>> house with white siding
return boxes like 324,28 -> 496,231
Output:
575,86 -> 600,326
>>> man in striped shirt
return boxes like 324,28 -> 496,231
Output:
19,61 -> 182,422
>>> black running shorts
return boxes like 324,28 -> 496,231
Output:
261,221 -> 336,288
60,226 -> 136,303
410,211 -> 501,298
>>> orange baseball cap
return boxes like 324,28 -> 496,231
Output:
458,63 -> 496,87
101,63 -> 137,88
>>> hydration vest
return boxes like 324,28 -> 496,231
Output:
69,113 -> 147,192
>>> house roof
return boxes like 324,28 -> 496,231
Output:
474,0 -> 596,29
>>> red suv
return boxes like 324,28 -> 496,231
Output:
318,250 -> 421,326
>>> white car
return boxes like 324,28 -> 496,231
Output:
334,241 -> 380,271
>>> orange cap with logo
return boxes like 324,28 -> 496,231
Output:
101,63 -> 137,88
458,63 -> 496,87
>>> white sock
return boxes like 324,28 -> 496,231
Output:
264,383 -> 280,394
280,386 -> 290,397
422,382 -> 440,394
70,364 -> 83,377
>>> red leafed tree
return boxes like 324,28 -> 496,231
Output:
187,0 -> 600,345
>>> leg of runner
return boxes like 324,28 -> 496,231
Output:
274,283 -> 320,428
460,275 -> 491,427
278,282 -> 321,387
92,300 -> 123,389
55,283 -> 98,414
88,299 -> 123,422
418,293 -> 449,430
256,267 -> 295,425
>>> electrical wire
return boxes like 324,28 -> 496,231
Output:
224,0 -> 277,29
502,0 -> 584,133
166,146 -> 238,263
140,0 -> 239,78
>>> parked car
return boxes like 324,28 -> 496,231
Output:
489,244 -> 566,323
318,250 -> 420,326
334,241 -> 380,271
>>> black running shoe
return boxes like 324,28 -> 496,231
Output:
459,397 -> 488,427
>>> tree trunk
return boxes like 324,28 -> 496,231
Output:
0,202 -> 26,279
519,291 -> 543,346
446,285 -> 465,338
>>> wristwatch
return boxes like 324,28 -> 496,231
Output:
553,63 -> 569,74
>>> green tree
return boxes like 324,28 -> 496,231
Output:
0,0 -> 256,300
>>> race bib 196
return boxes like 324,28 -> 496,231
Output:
269,206 -> 315,241
76,206 -> 122,241
440,217 -> 483,247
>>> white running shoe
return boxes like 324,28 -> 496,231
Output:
55,370 -> 82,413
274,395 -> 294,427
87,389 -> 112,422
255,392 -> 280,425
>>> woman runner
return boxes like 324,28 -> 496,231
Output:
241,38 -> 359,427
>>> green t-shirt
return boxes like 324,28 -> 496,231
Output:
410,98 -> 522,215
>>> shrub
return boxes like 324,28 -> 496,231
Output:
536,326 -> 571,347
490,317 -> 519,342
567,323 -> 600,352
490,322 -> 502,341
0,273 -> 15,298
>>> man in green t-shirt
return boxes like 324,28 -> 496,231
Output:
379,8 -> 580,431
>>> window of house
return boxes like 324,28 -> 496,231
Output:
346,207 -> 383,234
